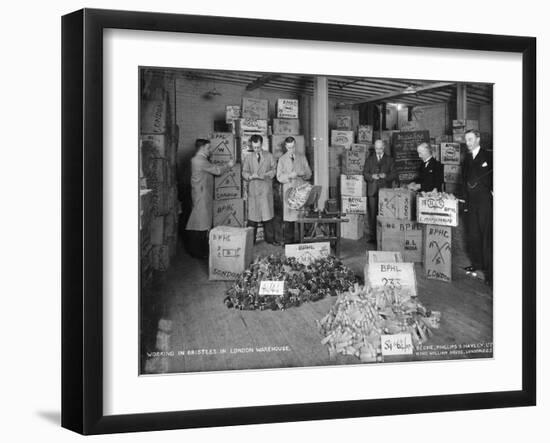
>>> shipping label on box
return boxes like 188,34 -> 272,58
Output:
336,114 -> 352,129
340,175 -> 366,197
271,134 -> 305,157
209,226 -> 254,280
377,216 -> 423,263
331,130 -> 354,149
453,133 -> 466,143
417,195 -> 459,227
242,97 -> 268,120
350,143 -> 368,153
342,196 -> 367,214
342,150 -> 366,174
272,118 -> 300,135
440,142 -> 461,165
225,105 -> 241,124
277,99 -> 299,118
368,250 -> 404,263
141,100 -> 167,134
357,125 -> 373,143
210,133 -> 235,165
341,214 -> 365,240
234,118 -> 268,134
444,164 -> 461,184
366,262 -> 417,298
213,198 -> 245,227
378,188 -> 415,220
285,242 -> 330,265
214,164 -> 242,200
424,225 -> 452,281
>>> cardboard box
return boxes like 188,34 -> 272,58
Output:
341,196 -> 367,214
377,216 -> 423,262
452,119 -> 466,128
271,134 -> 305,157
210,133 -> 235,165
340,175 -> 367,197
242,97 -> 268,120
331,130 -> 354,150
214,164 -> 242,200
342,150 -> 366,174
444,183 -> 460,195
225,105 -> 241,124
357,125 -> 373,143
141,100 -> 167,134
431,144 -> 440,162
213,198 -> 245,228
440,142 -> 461,165
378,188 -> 415,221
424,225 -> 452,281
272,118 -> 300,135
465,120 -> 479,130
341,214 -> 365,240
443,164 -> 461,184
285,242 -> 331,265
234,118 -> 268,135
209,226 -> 254,280
277,99 -> 299,119
365,261 -> 417,298
367,250 -> 403,263
417,195 -> 459,227
335,114 -> 352,129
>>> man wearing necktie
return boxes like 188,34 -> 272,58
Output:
276,136 -> 312,244
462,129 -> 493,285
363,139 -> 396,243
242,134 -> 278,245
408,143 -> 444,192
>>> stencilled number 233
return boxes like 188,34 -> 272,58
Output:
382,278 -> 402,289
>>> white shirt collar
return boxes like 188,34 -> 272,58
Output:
471,146 -> 481,159
424,156 -> 432,165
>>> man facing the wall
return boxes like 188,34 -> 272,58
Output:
363,139 -> 396,243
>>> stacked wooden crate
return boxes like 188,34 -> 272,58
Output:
140,91 -> 180,273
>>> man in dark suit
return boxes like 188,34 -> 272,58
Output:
462,129 -> 493,285
408,143 -> 444,192
363,139 -> 396,242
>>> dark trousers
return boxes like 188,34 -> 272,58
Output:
283,221 -> 295,244
367,195 -> 378,240
183,229 -> 209,259
247,219 -> 275,244
465,201 -> 493,280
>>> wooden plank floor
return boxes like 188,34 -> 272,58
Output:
142,220 -> 493,374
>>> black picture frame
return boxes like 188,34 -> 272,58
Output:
61,8 -> 536,435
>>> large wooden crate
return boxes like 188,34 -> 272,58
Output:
423,224 -> 452,281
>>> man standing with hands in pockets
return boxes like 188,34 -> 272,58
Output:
242,134 -> 279,245
363,139 -> 396,243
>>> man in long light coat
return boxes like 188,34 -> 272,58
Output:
242,134 -> 278,245
185,138 -> 234,258
276,136 -> 312,244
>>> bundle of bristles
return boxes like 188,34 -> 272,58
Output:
318,284 -> 441,363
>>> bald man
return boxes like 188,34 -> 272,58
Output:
363,140 -> 396,242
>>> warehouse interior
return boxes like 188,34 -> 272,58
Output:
139,67 -> 493,374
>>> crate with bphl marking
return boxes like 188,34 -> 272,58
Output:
416,193 -> 459,227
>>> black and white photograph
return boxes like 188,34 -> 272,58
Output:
139,67 -> 494,374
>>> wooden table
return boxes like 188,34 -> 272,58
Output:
295,215 -> 349,257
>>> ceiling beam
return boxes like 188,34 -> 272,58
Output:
245,74 -> 282,91
353,82 -> 457,107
